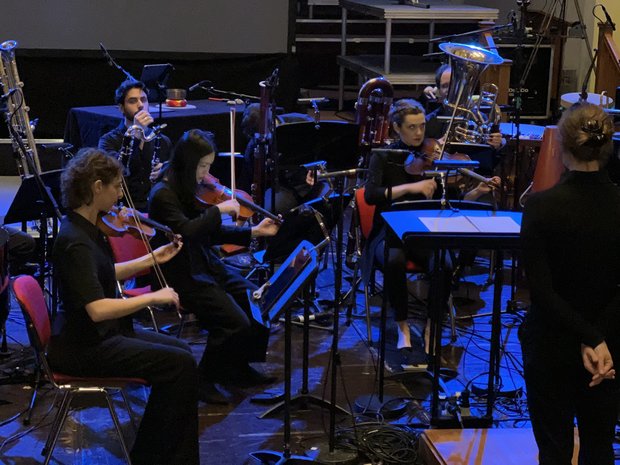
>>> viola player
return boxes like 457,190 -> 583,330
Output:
48,148 -> 198,465
148,129 -> 279,404
363,99 -> 499,357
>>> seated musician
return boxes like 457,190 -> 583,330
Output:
364,98 -> 499,352
239,103 -> 329,214
48,148 -> 198,465
148,129 -> 279,404
424,64 -> 504,175
99,80 -> 172,210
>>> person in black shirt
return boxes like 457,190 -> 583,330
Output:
364,99 -> 498,351
99,80 -> 172,210
520,103 -> 620,465
48,148 -> 198,465
148,129 -> 279,403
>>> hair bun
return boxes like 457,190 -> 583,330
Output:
581,119 -> 607,147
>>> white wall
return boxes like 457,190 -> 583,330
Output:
0,0 -> 289,54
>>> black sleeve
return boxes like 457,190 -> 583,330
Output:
98,131 -> 121,156
364,152 -> 389,207
59,242 -> 106,309
521,195 -> 605,347
149,184 -> 252,247
158,135 -> 172,162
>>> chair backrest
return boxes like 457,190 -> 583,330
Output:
531,125 -> 565,194
12,275 -> 51,351
107,234 -> 150,278
355,187 -> 376,239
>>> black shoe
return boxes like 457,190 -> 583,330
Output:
221,365 -> 277,388
198,381 -> 229,405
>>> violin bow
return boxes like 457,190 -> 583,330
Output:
117,163 -> 181,317
228,102 -> 237,201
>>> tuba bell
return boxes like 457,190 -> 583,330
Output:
439,42 -> 504,145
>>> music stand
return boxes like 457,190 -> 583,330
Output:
275,121 -> 360,171
140,63 -> 173,121
4,170 -> 63,314
249,240 -> 324,465
264,193 -> 351,264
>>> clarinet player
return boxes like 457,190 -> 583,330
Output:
99,80 -> 172,210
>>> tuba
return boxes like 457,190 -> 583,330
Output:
0,40 -> 41,175
439,42 -> 504,145
356,77 -> 393,151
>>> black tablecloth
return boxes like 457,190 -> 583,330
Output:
63,99 -> 248,152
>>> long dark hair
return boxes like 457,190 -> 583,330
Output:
167,129 -> 217,206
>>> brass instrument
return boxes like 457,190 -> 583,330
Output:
439,42 -> 504,145
0,40 -> 41,175
356,77 -> 393,151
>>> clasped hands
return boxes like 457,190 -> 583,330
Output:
581,341 -> 615,387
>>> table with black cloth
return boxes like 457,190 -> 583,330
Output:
63,99 -> 248,153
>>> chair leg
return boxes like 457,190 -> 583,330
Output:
120,389 -> 139,433
24,363 -> 42,425
364,284 -> 373,346
146,305 -> 159,332
104,392 -> 133,464
43,391 -> 73,465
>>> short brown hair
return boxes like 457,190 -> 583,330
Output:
61,148 -> 122,209
558,103 -> 614,163
389,99 -> 425,127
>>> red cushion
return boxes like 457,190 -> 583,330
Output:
52,372 -> 149,387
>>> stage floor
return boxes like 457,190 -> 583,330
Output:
0,247 -> 619,464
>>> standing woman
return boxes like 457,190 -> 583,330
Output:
49,148 -> 199,465
148,129 -> 279,402
520,103 -> 620,465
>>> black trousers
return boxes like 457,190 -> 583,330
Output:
520,319 -> 619,465
49,329 -> 199,465
179,270 -> 266,378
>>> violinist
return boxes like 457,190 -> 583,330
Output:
148,129 -> 279,404
48,148 -> 199,465
99,80 -> 172,210
364,99 -> 499,355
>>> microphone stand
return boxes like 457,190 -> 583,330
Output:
99,43 -> 137,82
579,48 -> 599,104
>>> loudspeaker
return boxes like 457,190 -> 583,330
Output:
0,139 -> 70,176
497,44 -> 554,119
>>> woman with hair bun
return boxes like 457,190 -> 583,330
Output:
520,103 -> 620,464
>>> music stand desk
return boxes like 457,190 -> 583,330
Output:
381,209 -> 522,426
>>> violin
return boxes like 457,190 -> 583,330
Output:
98,205 -> 178,242
196,173 -> 281,224
404,138 -> 500,189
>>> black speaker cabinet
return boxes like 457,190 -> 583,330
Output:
497,44 -> 554,120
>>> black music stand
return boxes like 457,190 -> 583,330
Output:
4,170 -> 64,303
248,241 -> 325,465
140,63 -> 173,121
275,121 -> 360,171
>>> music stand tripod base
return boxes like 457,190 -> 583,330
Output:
305,442 -> 359,465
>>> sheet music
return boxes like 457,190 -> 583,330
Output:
419,216 -> 479,233
465,216 -> 521,234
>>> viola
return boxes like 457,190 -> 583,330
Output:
403,138 -> 470,176
404,138 -> 500,189
196,173 -> 281,224
98,205 -> 177,241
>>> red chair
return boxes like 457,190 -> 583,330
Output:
12,275 -> 148,465
108,233 -> 163,333
353,187 -> 423,345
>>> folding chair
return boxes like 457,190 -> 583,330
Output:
12,275 -> 148,465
